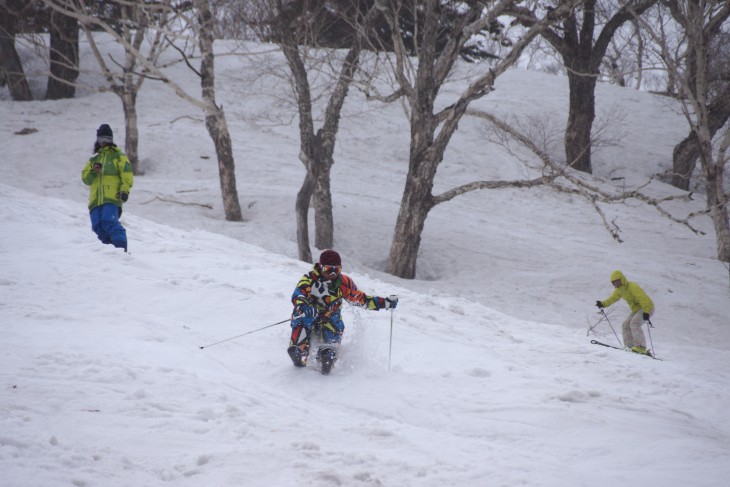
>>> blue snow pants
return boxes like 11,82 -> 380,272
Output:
90,203 -> 127,251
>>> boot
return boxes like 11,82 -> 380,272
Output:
631,345 -> 652,356
287,345 -> 309,367
316,347 -> 337,375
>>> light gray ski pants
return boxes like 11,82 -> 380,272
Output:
622,309 -> 653,348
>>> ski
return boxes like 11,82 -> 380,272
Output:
590,339 -> 622,350
590,340 -> 662,360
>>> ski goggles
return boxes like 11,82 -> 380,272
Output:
321,265 -> 341,275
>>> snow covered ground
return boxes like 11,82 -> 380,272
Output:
2,39 -> 729,487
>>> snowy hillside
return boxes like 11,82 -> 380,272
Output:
2,39 -> 730,486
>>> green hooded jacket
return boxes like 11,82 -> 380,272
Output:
81,146 -> 133,211
600,270 -> 654,314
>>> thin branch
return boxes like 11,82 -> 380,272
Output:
468,108 -> 706,237
139,196 -> 213,209
164,35 -> 201,77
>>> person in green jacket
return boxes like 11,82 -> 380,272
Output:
81,124 -> 134,252
596,270 -> 655,356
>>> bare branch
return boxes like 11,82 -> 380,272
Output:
468,108 -> 706,237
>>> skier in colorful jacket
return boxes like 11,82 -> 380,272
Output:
81,124 -> 134,252
596,270 -> 655,356
288,249 -> 398,368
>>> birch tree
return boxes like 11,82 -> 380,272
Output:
247,0 -> 377,262
657,6 -> 730,191
667,0 -> 730,263
44,0 -> 243,221
42,0 -> 177,174
247,0 -> 378,261
639,0 -> 730,263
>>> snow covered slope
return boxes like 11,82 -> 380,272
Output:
2,184 -> 729,486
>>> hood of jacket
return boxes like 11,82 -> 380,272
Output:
610,270 -> 627,286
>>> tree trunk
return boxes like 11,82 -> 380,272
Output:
197,0 -> 243,222
0,6 -> 33,101
45,10 -> 78,100
670,83 -> 730,190
313,168 -> 334,249
122,88 -> 141,174
705,163 -> 730,263
536,0 -> 658,175
386,104 -> 439,278
565,70 -> 597,173
296,168 -> 317,262
385,169 -> 435,279
204,110 -> 243,222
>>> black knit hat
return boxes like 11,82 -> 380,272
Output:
96,124 -> 113,144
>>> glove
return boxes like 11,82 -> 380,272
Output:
117,192 -> 129,202
642,312 -> 650,321
384,295 -> 399,309
295,304 -> 316,319
595,300 -> 604,309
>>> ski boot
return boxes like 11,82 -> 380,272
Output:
316,347 -> 337,375
630,345 -> 652,357
287,345 -> 309,367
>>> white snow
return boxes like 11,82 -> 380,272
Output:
2,39 -> 729,487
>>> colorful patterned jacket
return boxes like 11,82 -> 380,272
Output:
292,265 -> 388,317
81,146 -> 133,210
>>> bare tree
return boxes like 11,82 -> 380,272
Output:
194,0 -> 243,221
46,6 -> 79,99
43,0 -> 244,221
670,81 -> 730,190
373,0 -> 581,279
243,1 -> 378,261
472,109 -> 701,241
0,0 -> 34,100
639,0 -> 730,263
41,0 -> 177,173
513,0 -> 658,174
663,19 -> 730,191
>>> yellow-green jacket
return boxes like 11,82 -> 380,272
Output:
600,270 -> 654,314
81,146 -> 133,211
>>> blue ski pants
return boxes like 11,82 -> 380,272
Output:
90,203 -> 127,251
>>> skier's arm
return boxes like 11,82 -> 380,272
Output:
116,154 -> 134,194
291,274 -> 313,307
340,276 -> 397,310
602,288 -> 621,307
81,159 -> 97,185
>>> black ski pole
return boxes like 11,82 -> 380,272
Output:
600,309 -> 623,348
199,317 -> 296,349
646,318 -> 657,358
388,308 -> 394,371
